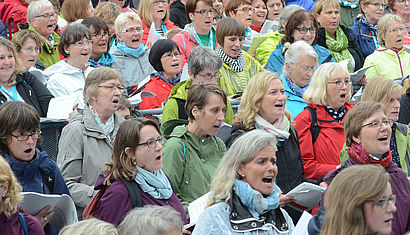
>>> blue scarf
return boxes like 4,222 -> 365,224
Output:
134,167 -> 173,199
340,0 -> 358,8
234,179 -> 280,215
89,105 -> 115,141
113,41 -> 149,59
286,77 -> 309,98
88,52 -> 115,67
150,71 -> 182,86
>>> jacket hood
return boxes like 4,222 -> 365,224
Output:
94,172 -> 109,190
44,60 -> 90,77
161,119 -> 189,138
168,79 -> 191,100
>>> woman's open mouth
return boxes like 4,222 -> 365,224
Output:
24,148 -> 33,153
262,176 -> 273,184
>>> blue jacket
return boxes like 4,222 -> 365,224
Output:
281,75 -> 307,120
350,17 -> 377,59
266,43 -> 334,76
284,0 -> 315,12
0,20 -> 6,38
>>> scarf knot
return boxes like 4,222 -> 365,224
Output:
325,27 -> 351,66
113,41 -> 149,59
134,167 -> 173,199
216,46 -> 246,72
347,142 -> 392,168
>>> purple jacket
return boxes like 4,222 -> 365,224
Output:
325,157 -> 410,235
0,211 -> 45,235
95,173 -> 188,226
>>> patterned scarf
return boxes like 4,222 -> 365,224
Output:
216,46 -> 246,72
340,0 -> 358,8
347,142 -> 392,168
286,77 -> 309,98
360,14 -> 378,40
325,105 -> 346,123
88,52 -> 115,67
325,27 -> 351,63
389,128 -> 402,168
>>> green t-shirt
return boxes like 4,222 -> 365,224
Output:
197,32 -> 216,49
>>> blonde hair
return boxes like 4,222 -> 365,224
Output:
0,157 -> 23,217
361,77 -> 402,105
93,2 -> 122,23
137,0 -> 170,26
303,62 -> 351,106
312,0 -> 339,17
234,71 -> 291,130
114,11 -> 142,34
59,218 -> 118,235
320,165 -> 390,235
377,14 -> 403,46
0,37 -> 26,85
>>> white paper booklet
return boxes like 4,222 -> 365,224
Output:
286,182 -> 325,211
185,192 -> 211,229
46,92 -> 84,119
19,192 -> 78,231
291,211 -> 313,235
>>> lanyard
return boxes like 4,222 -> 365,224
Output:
194,28 -> 214,49
245,27 -> 252,38
0,83 -> 18,101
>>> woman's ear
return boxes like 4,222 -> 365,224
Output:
189,12 -> 195,22
191,105 -> 200,120
237,164 -> 245,179
124,147 -> 135,161
1,182 -> 9,198
352,135 -> 361,145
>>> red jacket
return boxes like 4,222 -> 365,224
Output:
294,102 -> 354,180
0,0 -> 28,36
141,19 -> 179,46
138,75 -> 175,110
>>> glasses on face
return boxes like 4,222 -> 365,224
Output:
23,47 -> 40,54
137,136 -> 164,149
367,194 -> 396,209
92,32 -> 108,40
74,40 -> 94,47
98,83 -> 125,92
198,71 -> 221,80
396,0 -> 410,4
10,131 -> 41,141
235,6 -> 255,13
296,65 -> 316,73
121,27 -> 143,34
194,8 -> 217,16
34,12 -> 57,19
161,50 -> 181,60
327,79 -> 351,87
296,27 -> 317,34
367,2 -> 388,8
152,0 -> 167,6
389,26 -> 405,34
362,119 -> 391,129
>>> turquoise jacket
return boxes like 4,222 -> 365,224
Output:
281,75 -> 307,120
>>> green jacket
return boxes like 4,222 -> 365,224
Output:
161,79 -> 234,125
340,122 -> 410,176
162,125 -> 226,214
339,4 -> 360,28
29,26 -> 61,68
218,51 -> 264,97
255,30 -> 284,66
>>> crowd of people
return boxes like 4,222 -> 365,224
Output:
0,0 -> 410,234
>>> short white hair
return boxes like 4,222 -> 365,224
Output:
283,40 -> 319,77
27,0 -> 53,24
114,11 -> 142,34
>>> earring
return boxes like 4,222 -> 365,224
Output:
132,161 -> 137,166
2,193 -> 5,198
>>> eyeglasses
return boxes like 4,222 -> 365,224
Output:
10,131 -> 41,141
137,136 -> 164,149
98,83 -> 125,92
328,79 -> 351,87
296,65 -> 316,73
235,6 -> 255,13
121,27 -> 143,34
34,12 -> 57,19
296,27 -> 316,34
91,32 -> 108,40
367,2 -> 388,8
389,26 -> 405,34
152,0 -> 167,6
74,40 -> 94,47
367,194 -> 396,209
396,0 -> 410,4
194,8 -> 217,16
23,47 -> 40,54
362,120 -> 391,129
161,51 -> 181,60
198,71 -> 221,80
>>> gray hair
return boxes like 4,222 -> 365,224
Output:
207,129 -> 277,206
59,218 -> 118,235
279,5 -> 304,24
187,46 -> 222,77
118,205 -> 184,235
27,0 -> 53,24
114,11 -> 142,34
84,67 -> 123,104
282,40 -> 319,77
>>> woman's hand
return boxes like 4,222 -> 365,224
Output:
319,181 -> 328,188
182,229 -> 192,234
279,194 -> 294,208
359,74 -> 368,85
34,205 -> 56,228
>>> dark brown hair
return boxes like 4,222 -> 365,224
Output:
215,17 -> 246,46
58,23 -> 91,58
225,0 -> 251,17
185,0 -> 214,23
282,9 -> 318,44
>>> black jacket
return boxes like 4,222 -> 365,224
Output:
169,0 -> 187,29
316,25 -> 364,72
399,87 -> 410,125
0,71 -> 54,117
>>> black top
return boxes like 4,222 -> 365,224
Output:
169,0 -> 188,29
399,87 -> 410,125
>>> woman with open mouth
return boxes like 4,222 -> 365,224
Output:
162,83 -> 227,216
388,0 -> 410,46
57,67 -> 124,216
192,130 -> 294,234
313,0 -> 364,72
225,71 -> 325,223
266,9 -> 334,77
359,78 -> 410,176
138,0 -> 179,46
363,14 -> 410,81
318,101 -> 410,235
0,101 -> 70,235
266,0 -> 284,21
312,164 -> 397,235
294,62 -> 353,181
250,0 -> 268,33
44,23 -> 94,99
216,17 -> 264,97
93,118 -> 187,226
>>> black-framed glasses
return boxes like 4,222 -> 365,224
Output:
137,136 -> 164,149
34,12 -> 57,19
296,27 -> 316,34
328,79 -> 351,87
10,131 -> 41,141
194,8 -> 217,16
121,27 -> 143,34
362,120 -> 391,129
367,2 -> 388,8
98,83 -> 125,92
367,194 -> 396,209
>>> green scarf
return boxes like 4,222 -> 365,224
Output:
325,26 -> 351,63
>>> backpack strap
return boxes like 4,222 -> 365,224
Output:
305,106 -> 321,144
175,98 -> 188,120
18,212 -> 28,235
120,178 -> 142,208
39,168 -> 54,194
